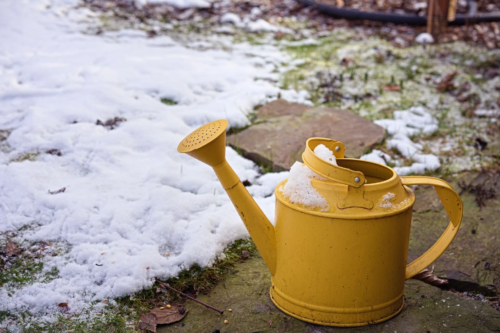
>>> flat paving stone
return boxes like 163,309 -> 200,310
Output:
159,252 -> 500,333
227,100 -> 385,171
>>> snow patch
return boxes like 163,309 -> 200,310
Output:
360,149 -> 392,165
314,144 -> 337,165
378,192 -> 410,210
379,192 -> 396,208
220,13 -> 293,34
415,33 -> 434,44
373,106 -> 441,175
281,162 -> 329,211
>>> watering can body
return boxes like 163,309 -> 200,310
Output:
177,120 -> 463,327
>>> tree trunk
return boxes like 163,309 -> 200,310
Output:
427,0 -> 450,42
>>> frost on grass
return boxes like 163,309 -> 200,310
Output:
281,162 -> 329,211
281,32 -> 499,175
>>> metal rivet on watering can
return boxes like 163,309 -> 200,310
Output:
335,146 -> 341,151
354,177 -> 360,183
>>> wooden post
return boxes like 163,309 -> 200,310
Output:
427,0 -> 450,42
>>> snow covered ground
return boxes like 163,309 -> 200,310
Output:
0,0 -> 299,320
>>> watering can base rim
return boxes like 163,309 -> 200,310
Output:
270,287 -> 404,327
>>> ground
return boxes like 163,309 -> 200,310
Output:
0,0 -> 499,332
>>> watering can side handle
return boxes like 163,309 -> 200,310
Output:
401,176 -> 463,280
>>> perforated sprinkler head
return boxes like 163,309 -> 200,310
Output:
177,119 -> 228,167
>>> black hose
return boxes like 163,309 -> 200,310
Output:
299,0 -> 500,25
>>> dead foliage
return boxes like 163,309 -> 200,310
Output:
340,0 -> 500,15
83,0 -> 500,49
96,117 -> 126,130
458,178 -> 496,209
45,149 -> 62,156
139,313 -> 157,332
4,241 -> 22,256
48,187 -> 66,195
437,70 -> 458,93
139,305 -> 188,332
382,84 -> 401,92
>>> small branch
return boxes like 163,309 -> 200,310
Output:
412,269 -> 449,286
157,281 -> 224,315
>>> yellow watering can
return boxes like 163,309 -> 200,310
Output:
177,119 -> 463,327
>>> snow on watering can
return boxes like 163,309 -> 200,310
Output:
177,119 -> 463,327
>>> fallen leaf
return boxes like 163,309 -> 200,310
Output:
382,85 -> 401,92
457,93 -> 472,102
340,57 -> 354,67
58,302 -> 69,313
139,313 -> 157,332
5,241 -> 22,256
274,31 -> 285,39
150,305 -> 188,325
437,70 -> 458,93
45,149 -> 62,156
48,187 -> 66,195
96,117 -> 126,130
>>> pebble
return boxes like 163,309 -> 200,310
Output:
160,307 -> 164,310
224,320 -> 229,324
228,308 -> 232,312
166,304 -> 172,309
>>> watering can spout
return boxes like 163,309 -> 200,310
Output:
177,120 -> 277,275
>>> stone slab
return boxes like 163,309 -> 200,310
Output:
227,100 -> 385,172
160,251 -> 500,333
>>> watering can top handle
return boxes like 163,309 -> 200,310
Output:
302,138 -> 366,188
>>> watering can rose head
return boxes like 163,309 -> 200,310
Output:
177,119 -> 463,327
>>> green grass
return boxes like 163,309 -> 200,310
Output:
160,98 -> 177,106
10,152 -> 39,163
0,259 -> 58,288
